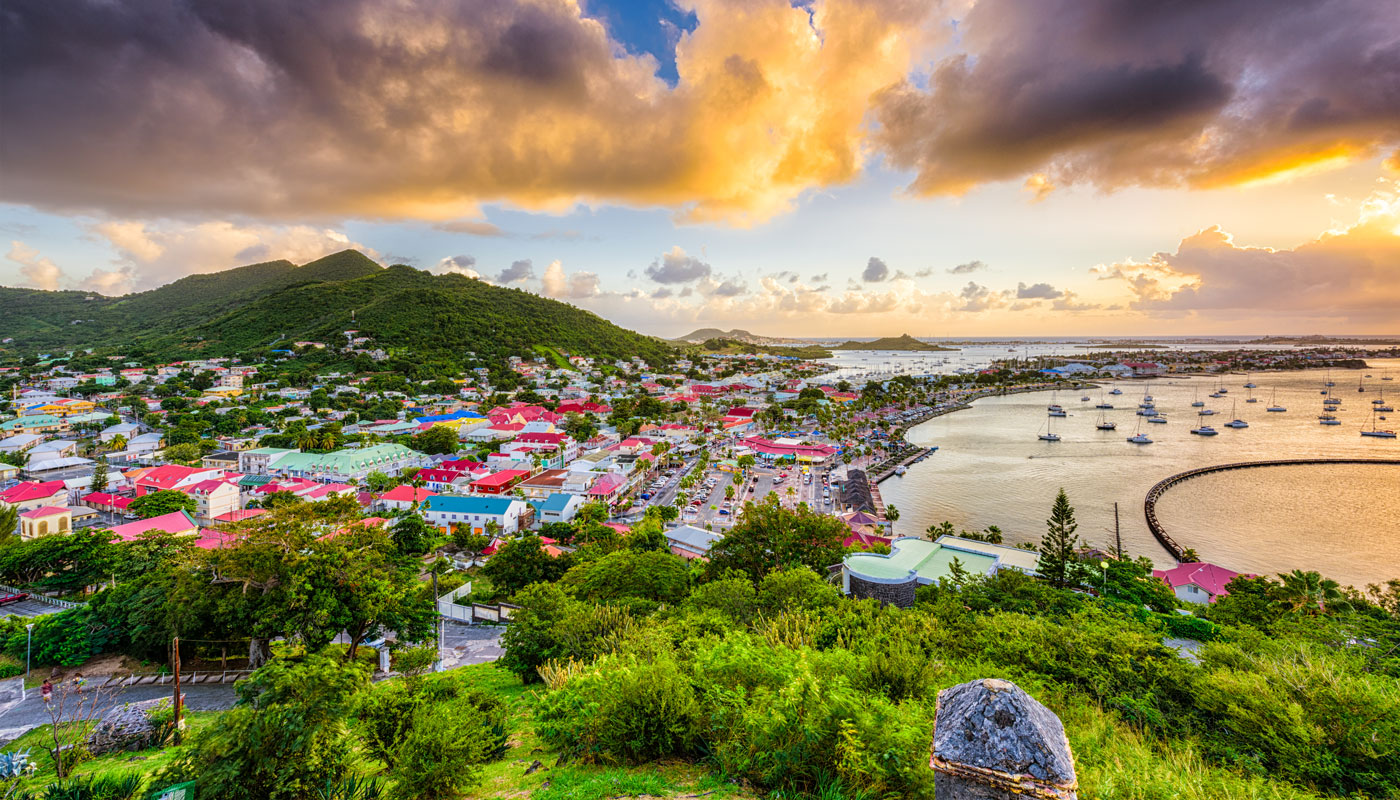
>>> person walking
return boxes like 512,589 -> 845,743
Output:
40,678 -> 53,704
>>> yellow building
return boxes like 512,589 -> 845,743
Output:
19,506 -> 71,540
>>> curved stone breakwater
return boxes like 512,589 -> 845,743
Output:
1143,458 -> 1400,561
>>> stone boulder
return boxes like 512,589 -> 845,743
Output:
930,679 -> 1077,800
86,696 -> 179,756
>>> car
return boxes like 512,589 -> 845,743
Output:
0,592 -> 30,607
718,509 -> 730,515
640,492 -> 652,500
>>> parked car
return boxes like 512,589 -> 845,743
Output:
0,592 -> 30,607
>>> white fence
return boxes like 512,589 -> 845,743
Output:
436,582 -> 474,623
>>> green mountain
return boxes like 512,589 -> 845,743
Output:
674,328 -> 804,346
0,250 -> 673,364
832,334 -> 958,351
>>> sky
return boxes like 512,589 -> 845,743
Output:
1,0 -> 1398,339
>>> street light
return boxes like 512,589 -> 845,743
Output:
1099,560 -> 1109,595
23,623 -> 33,700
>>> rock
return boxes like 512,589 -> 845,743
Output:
525,759 -> 543,775
86,696 -> 178,756
930,679 -> 1077,800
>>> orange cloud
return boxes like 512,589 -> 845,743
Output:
1,0 -> 938,226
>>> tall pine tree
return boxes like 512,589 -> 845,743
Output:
90,456 -> 108,493
1038,488 -> 1081,588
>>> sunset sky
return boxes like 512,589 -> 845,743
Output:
2,0 -> 1397,337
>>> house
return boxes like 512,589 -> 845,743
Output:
82,491 -> 134,515
0,433 -> 45,455
377,485 -> 438,512
0,480 -> 69,512
180,479 -> 241,523
238,447 -> 298,475
0,415 -> 65,437
422,495 -> 527,535
665,525 -> 724,561
28,439 -> 77,463
133,464 -> 223,496
515,469 -> 574,500
126,432 -> 165,454
99,422 -> 140,443
106,509 -> 200,542
1152,562 -> 1243,604
531,492 -> 585,525
586,472 -> 627,503
19,506 -> 71,540
1122,361 -> 1163,378
842,536 -> 1041,607
469,469 -> 531,496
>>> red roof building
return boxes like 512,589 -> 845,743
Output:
1152,562 -> 1244,604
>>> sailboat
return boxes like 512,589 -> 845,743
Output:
1109,387 -> 1123,395
1324,369 -> 1335,387
1358,374 -> 1366,393
1038,415 -> 1061,441
1191,409 -> 1218,435
1361,407 -> 1397,438
1224,400 -> 1248,428
1096,409 -> 1116,431
1126,415 -> 1152,444
1191,386 -> 1205,408
1266,388 -> 1286,413
1095,390 -> 1114,410
1374,384 -> 1394,412
1243,373 -> 1257,389
1319,386 -> 1342,425
1047,390 -> 1066,417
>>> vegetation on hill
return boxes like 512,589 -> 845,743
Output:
689,337 -> 832,359
0,250 -> 675,366
832,333 -> 957,351
2,494 -> 1395,799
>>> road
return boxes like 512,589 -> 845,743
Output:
0,624 -> 506,743
0,683 -> 238,744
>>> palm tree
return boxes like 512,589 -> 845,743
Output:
1274,570 -> 1351,615
108,434 -> 127,452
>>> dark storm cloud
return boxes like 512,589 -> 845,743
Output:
646,248 -> 712,283
947,260 -> 987,275
873,0 -> 1400,195
862,257 -> 889,282
1016,282 -> 1064,300
497,259 -> 534,283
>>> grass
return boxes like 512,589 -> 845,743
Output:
0,661 -> 1325,800
2,711 -> 220,790
533,345 -> 575,372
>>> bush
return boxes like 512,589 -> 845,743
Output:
1160,612 -> 1221,642
392,696 -> 498,800
537,654 -> 700,764
3,608 -> 109,667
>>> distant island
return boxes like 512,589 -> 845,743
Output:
691,337 -> 833,359
674,327 -> 806,346
832,334 -> 958,351
1247,335 -> 1400,346
1076,342 -> 1168,349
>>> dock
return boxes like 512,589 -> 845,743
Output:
872,446 -> 939,484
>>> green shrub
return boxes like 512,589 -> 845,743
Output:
536,654 -> 700,763
391,696 -> 496,800
1161,612 -> 1221,642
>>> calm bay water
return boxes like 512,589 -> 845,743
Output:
877,359 -> 1400,588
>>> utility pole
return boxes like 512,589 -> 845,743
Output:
1113,503 -> 1122,560
172,637 -> 183,744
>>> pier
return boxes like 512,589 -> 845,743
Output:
872,446 -> 940,484
1143,458 -> 1400,560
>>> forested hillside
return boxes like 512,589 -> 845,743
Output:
0,250 -> 674,364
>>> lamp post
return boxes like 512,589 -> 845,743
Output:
23,623 -> 33,700
1099,560 -> 1108,595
